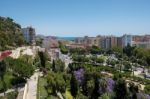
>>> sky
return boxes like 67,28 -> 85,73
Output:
0,0 -> 150,37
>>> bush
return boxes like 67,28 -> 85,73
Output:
6,91 -> 18,99
11,77 -> 26,86
0,91 -> 18,99
96,57 -> 104,63
144,85 -> 150,94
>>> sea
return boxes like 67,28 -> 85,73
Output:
56,37 -> 77,41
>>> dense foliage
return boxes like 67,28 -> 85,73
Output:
59,42 -> 68,54
0,17 -> 26,50
0,55 -> 34,94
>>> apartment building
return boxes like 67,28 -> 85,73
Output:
100,36 -> 118,49
22,26 -> 36,45
117,37 -> 123,48
132,41 -> 150,49
75,36 -> 101,47
122,34 -> 132,47
132,35 -> 150,48
74,34 -> 150,49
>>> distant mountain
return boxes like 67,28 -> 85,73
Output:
36,34 -> 45,39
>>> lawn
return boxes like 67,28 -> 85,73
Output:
37,77 -> 48,99
65,89 -> 73,99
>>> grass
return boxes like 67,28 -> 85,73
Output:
37,77 -> 48,99
65,89 -> 73,99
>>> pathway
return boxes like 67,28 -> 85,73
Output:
25,71 -> 39,99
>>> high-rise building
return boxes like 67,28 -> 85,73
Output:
74,34 -> 150,49
122,34 -> 132,47
100,36 -> 117,49
110,36 -> 118,48
75,36 -> 101,47
104,37 -> 111,49
22,26 -> 36,45
117,37 -> 123,48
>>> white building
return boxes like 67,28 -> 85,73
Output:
122,34 -> 132,47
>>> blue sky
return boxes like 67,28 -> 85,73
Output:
0,0 -> 150,37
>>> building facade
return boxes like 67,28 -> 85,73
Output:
75,36 -> 101,47
132,35 -> 150,48
122,34 -> 132,47
74,34 -> 150,49
22,27 -> 36,45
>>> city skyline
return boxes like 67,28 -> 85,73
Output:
0,0 -> 150,37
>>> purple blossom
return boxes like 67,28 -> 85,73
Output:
98,78 -> 115,94
137,93 -> 150,99
74,68 -> 84,85
106,78 -> 115,92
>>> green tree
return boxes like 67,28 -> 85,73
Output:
46,72 -> 56,94
38,51 -> 46,68
96,57 -> 105,64
70,74 -> 79,98
90,45 -> 101,54
123,61 -> 131,71
86,79 -> 95,97
59,42 -> 68,54
0,17 -> 26,50
55,73 -> 66,93
114,78 -> 129,99
99,93 -> 113,99
123,44 -> 135,57
52,60 -> 56,72
0,60 -> 7,95
128,82 -> 138,99
91,75 -> 100,99
55,59 -> 65,72
146,55 -> 150,66
144,85 -> 150,94
99,78 -> 107,95
46,72 -> 66,95
11,59 -> 34,79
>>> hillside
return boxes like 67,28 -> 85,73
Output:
0,17 -> 25,50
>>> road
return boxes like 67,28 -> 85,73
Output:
25,71 -> 39,99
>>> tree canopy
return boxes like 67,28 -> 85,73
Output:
0,17 -> 26,50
